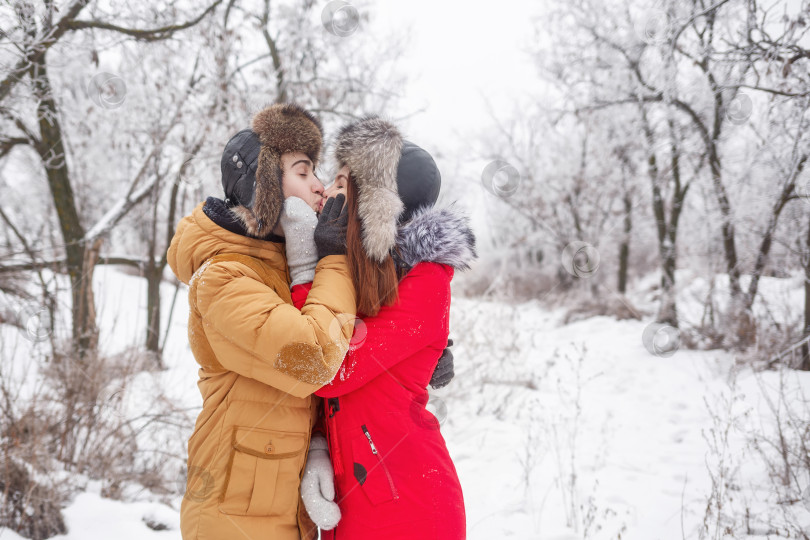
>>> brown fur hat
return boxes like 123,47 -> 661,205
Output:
334,116 -> 404,262
228,103 -> 323,237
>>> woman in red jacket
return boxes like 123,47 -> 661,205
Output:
279,117 -> 475,539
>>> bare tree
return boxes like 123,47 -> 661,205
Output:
539,0 -> 810,348
0,0 -> 222,358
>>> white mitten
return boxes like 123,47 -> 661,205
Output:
301,434 -> 341,530
278,197 -> 319,287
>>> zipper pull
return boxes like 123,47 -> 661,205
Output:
328,397 -> 340,418
361,425 -> 378,455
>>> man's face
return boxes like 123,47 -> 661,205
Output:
280,152 -> 325,212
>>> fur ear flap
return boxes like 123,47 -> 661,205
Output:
229,205 -> 262,237
230,148 -> 284,238
335,116 -> 404,262
230,103 -> 322,237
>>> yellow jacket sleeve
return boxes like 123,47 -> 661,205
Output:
193,255 -> 356,398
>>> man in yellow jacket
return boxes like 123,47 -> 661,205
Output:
167,104 -> 354,540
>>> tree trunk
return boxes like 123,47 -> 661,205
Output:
145,261 -> 162,362
802,212 -> 810,371
657,244 -> 678,327
32,57 -> 98,357
640,113 -> 685,328
745,155 -> 806,311
617,190 -> 631,294
144,141 -> 190,365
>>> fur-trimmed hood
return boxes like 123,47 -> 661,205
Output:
396,205 -> 477,271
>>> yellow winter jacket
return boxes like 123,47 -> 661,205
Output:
167,201 -> 355,540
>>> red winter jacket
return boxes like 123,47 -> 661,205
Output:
292,261 -> 465,539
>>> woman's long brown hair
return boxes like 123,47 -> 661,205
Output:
346,177 -> 399,317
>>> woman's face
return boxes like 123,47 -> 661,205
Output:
319,164 -> 350,213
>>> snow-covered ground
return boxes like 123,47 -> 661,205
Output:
1,266 -> 809,539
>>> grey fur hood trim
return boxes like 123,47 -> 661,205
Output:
335,116 -> 404,263
396,205 -> 477,271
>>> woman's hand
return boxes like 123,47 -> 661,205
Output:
301,434 -> 341,530
314,194 -> 348,259
430,339 -> 455,389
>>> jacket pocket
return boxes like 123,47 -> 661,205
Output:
218,426 -> 307,517
349,424 -> 399,506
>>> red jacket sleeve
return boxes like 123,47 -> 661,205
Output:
314,262 -> 452,398
291,282 -> 313,310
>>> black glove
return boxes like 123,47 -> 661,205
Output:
429,339 -> 455,389
314,194 -> 348,259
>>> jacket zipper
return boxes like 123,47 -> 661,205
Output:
361,424 -> 399,500
325,398 -> 343,476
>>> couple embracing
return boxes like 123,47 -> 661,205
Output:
168,104 -> 475,539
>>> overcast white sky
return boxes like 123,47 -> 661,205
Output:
343,0 -> 550,247
367,0 -> 545,153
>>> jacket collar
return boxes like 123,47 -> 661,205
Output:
203,196 -> 285,243
168,201 -> 289,285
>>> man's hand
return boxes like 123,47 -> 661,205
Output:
301,435 -> 341,530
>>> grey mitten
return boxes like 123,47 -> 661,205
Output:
314,194 -> 348,259
279,197 -> 319,287
301,434 -> 341,530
